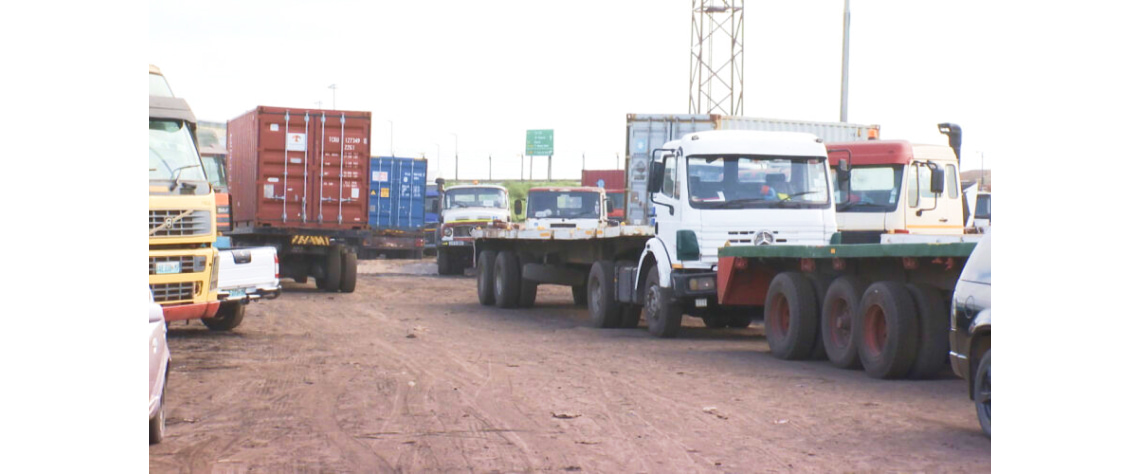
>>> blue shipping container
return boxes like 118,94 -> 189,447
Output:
368,157 -> 427,230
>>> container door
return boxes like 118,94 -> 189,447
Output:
255,109 -> 312,225
308,111 -> 370,229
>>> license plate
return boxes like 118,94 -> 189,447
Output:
156,261 -> 181,274
228,288 -> 246,298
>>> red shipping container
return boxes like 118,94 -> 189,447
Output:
228,106 -> 371,231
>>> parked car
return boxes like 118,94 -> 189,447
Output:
949,232 -> 991,437
149,289 -> 171,444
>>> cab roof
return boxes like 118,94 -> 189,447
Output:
444,184 -> 507,192
529,186 -> 603,193
826,140 -> 957,166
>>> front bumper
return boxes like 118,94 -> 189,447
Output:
162,300 -> 222,322
218,284 -> 282,304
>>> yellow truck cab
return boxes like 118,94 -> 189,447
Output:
149,65 -> 220,322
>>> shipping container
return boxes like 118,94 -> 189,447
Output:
624,114 -> 880,225
368,157 -> 427,230
228,106 -> 372,231
581,169 -> 627,219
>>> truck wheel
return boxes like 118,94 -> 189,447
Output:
856,281 -> 919,379
202,302 -> 245,331
516,255 -> 538,308
905,283 -> 950,379
437,249 -> 452,276
644,269 -> 682,338
572,285 -> 587,306
587,261 -> 621,328
477,250 -> 498,306
493,251 -> 520,308
821,276 -> 869,369
974,350 -> 991,438
322,248 -> 343,292
340,251 -> 358,293
619,304 -> 641,328
764,272 -> 820,360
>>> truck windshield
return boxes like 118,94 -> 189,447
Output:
527,191 -> 601,219
445,188 -> 507,209
149,119 -> 206,182
974,194 -> 991,219
687,155 -> 830,209
834,165 -> 905,212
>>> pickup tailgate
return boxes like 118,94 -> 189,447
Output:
218,247 -> 280,293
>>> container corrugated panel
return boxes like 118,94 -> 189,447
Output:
623,113 -> 879,225
227,106 -> 372,230
368,157 -> 426,231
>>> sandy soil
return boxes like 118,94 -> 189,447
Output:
149,258 -> 990,473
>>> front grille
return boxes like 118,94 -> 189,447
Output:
453,226 -> 473,237
150,282 -> 198,303
150,210 -> 211,237
726,230 -> 756,244
149,255 -> 205,275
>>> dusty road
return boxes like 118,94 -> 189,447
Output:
149,258 -> 990,473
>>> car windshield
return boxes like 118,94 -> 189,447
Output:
527,191 -> 601,219
445,188 -> 507,209
687,155 -> 830,209
149,119 -> 206,182
834,165 -> 905,212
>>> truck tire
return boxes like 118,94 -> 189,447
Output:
804,274 -> 833,360
587,261 -> 622,328
437,249 -> 452,276
821,276 -> 869,370
202,302 -> 245,331
764,272 -> 819,360
476,250 -> 498,306
644,269 -> 682,338
493,251 -> 520,308
619,304 -> 641,328
322,248 -> 343,292
572,285 -> 587,306
340,251 -> 358,293
974,350 -> 991,438
856,281 -> 919,379
905,283 -> 950,379
516,255 -> 538,308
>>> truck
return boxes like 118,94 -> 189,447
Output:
225,106 -> 372,293
581,169 -> 626,220
624,114 -> 879,226
436,183 -> 510,275
472,129 -> 839,337
149,65 -> 221,323
197,120 -> 232,243
360,156 -> 427,259
208,246 -> 282,330
423,185 -> 441,256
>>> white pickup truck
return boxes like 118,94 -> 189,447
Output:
202,246 -> 281,331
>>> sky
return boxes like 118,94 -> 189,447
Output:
151,0 -> 1000,181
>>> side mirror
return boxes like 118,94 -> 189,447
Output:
836,159 -> 851,183
605,199 -> 614,214
930,166 -> 946,195
513,199 -> 523,215
648,161 -> 665,194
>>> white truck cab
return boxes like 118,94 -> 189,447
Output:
516,186 -> 611,231
649,130 -> 837,272
437,184 -> 510,275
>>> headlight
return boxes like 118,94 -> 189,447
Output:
443,227 -> 453,237
688,276 -> 716,291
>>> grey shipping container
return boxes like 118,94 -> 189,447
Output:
623,114 -> 880,225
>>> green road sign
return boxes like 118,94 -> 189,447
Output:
526,129 -> 554,156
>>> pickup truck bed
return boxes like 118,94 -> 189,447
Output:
218,247 -> 281,303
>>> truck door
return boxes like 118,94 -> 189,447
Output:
653,153 -> 683,266
904,161 -> 963,234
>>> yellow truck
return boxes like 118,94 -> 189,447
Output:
149,65 -> 222,324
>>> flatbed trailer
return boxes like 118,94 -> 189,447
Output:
717,240 -> 977,379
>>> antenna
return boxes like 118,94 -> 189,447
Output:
689,0 -> 745,115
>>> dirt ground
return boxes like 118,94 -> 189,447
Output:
149,258 -> 990,473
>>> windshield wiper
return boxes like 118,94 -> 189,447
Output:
704,197 -> 769,209
837,200 -> 887,211
169,164 -> 202,193
778,191 -> 817,203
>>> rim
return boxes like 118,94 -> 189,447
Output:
827,299 -> 853,349
863,305 -> 887,357
770,293 -> 790,339
645,285 -> 659,323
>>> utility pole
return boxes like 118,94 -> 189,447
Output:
616,152 -> 620,169
529,155 -> 533,181
582,152 -> 586,174
328,84 -> 337,109
520,153 -> 524,180
547,154 -> 553,181
488,154 -> 492,180
450,132 -> 458,181
840,0 -> 851,122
